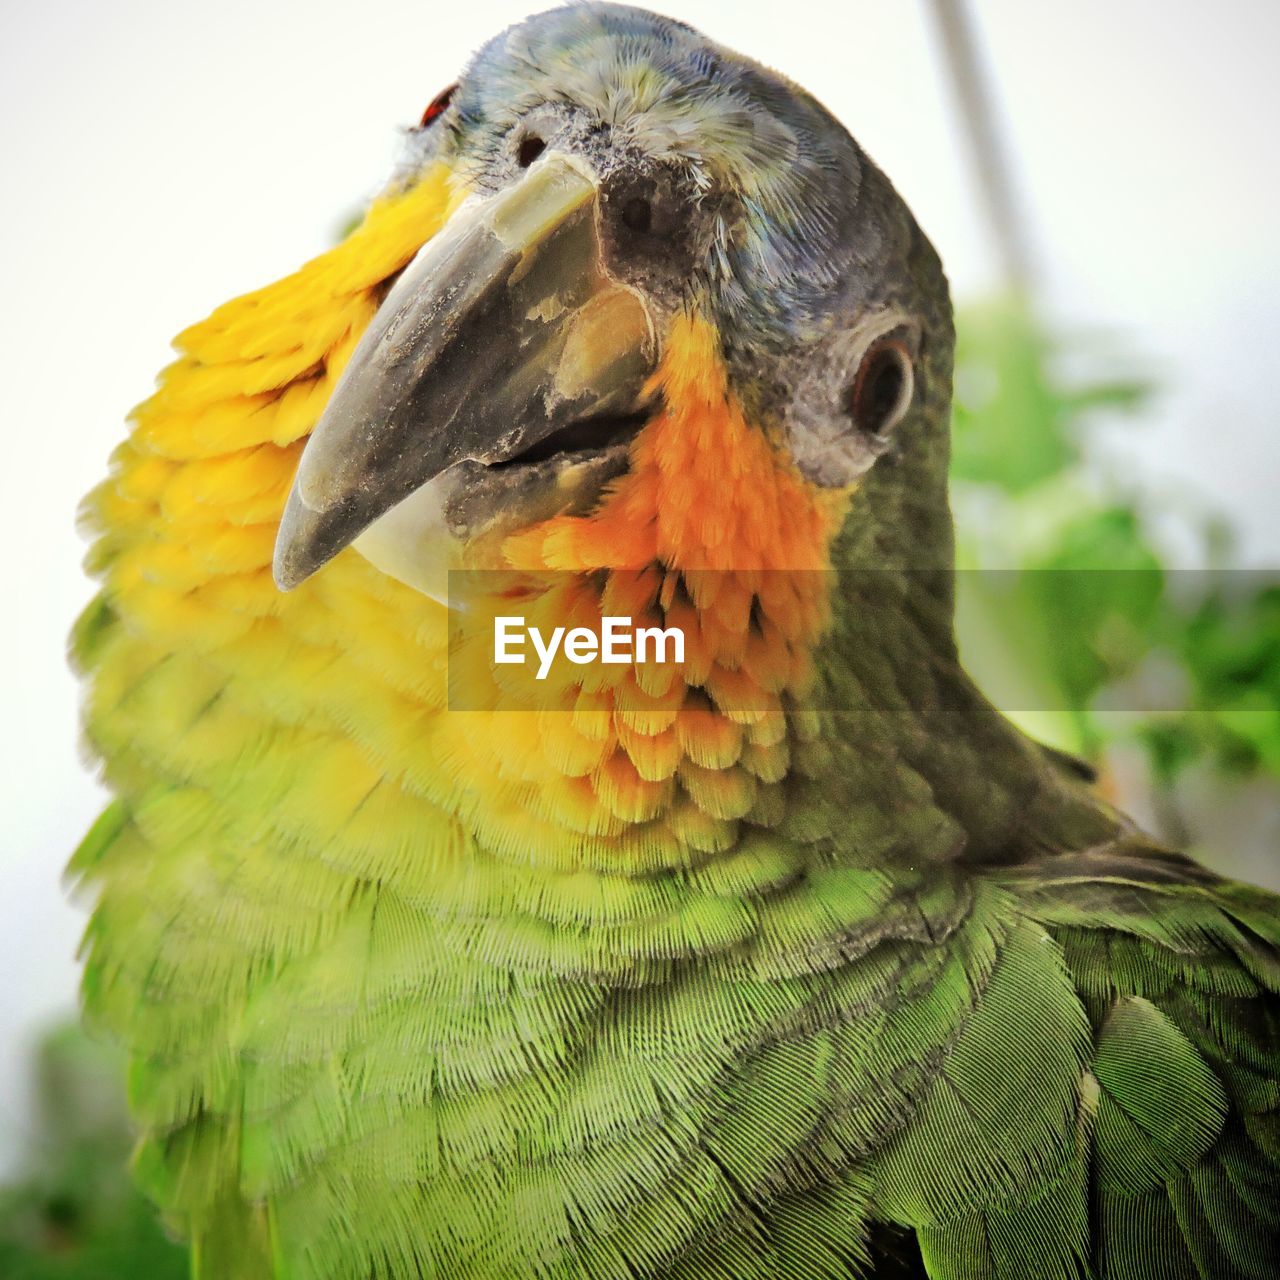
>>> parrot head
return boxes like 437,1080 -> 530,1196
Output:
272,2 -> 954,605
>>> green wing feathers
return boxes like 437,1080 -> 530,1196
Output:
73,787 -> 1280,1279
994,846 -> 1280,1280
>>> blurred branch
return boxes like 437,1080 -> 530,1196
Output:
926,0 -> 1034,292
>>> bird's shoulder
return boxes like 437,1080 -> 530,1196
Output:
963,837 -> 1280,1279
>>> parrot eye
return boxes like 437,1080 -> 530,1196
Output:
517,135 -> 547,168
848,337 -> 913,436
419,84 -> 458,129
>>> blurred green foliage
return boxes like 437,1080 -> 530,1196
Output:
951,294 -> 1280,810
0,1025 -> 185,1279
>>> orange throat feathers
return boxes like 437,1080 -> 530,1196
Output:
86,167 -> 846,872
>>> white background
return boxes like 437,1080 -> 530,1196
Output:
2,0 -> 1278,1165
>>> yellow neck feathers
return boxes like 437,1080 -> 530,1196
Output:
87,168 -> 842,874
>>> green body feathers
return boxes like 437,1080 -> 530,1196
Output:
70,609 -> 1280,1279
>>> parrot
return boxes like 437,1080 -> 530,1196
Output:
69,4 -> 1280,1278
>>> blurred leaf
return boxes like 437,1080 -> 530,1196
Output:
951,294 -> 1077,491
1021,511 -> 1164,717
0,1025 -> 185,1279
950,294 -> 1151,494
951,292 -> 1280,821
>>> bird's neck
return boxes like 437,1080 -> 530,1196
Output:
806,549 -> 1122,869
479,320 -> 1118,873
801,347 -> 1121,867
89,171 -> 1117,900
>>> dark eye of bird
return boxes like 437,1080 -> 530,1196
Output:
848,338 -> 912,436
419,84 -> 457,129
621,196 -> 652,234
517,136 -> 547,168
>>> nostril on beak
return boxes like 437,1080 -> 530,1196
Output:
517,135 -> 547,168
621,196 -> 652,234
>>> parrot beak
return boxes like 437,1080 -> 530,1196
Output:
273,153 -> 657,593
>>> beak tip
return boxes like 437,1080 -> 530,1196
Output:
268,155 -> 655,598
272,490 -> 324,593
271,546 -> 306,593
